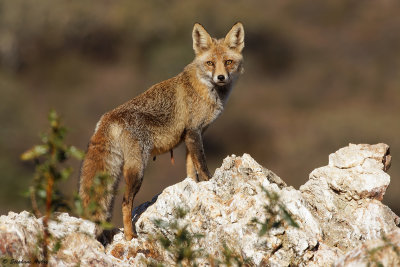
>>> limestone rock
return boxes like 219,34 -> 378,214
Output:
0,211 -> 123,266
0,143 -> 398,266
334,228 -> 400,267
107,143 -> 398,266
300,143 -> 398,253
0,211 -> 42,262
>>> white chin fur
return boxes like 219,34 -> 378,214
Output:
197,71 -> 213,88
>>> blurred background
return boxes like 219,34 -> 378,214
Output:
1,0 -> 399,227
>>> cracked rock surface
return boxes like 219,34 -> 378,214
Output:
0,143 -> 398,266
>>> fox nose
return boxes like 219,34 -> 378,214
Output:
217,75 -> 225,81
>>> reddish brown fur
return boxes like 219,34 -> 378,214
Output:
79,22 -> 245,241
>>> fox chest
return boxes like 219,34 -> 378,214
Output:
191,99 -> 223,129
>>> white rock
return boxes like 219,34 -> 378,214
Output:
0,143 -> 398,266
334,228 -> 400,267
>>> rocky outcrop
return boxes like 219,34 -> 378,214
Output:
0,211 -> 114,266
0,143 -> 398,266
335,228 -> 400,267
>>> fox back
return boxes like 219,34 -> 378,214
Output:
79,22 -> 244,241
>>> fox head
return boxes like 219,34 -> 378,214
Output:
192,22 -> 244,87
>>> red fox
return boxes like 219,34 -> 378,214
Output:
79,22 -> 245,241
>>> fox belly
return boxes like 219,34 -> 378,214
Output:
150,124 -> 185,156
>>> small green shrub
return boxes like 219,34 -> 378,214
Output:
212,242 -> 250,267
21,109 -> 116,259
367,234 -> 400,267
21,109 -> 84,216
152,207 -> 205,267
252,186 -> 299,237
21,109 -> 84,261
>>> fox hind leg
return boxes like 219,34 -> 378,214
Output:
122,162 -> 144,240
121,137 -> 149,241
79,135 -> 123,239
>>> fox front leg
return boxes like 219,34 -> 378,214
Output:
186,147 -> 199,181
184,130 -> 211,181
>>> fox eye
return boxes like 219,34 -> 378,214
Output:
206,61 -> 214,66
225,60 -> 233,66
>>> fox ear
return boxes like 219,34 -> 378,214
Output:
224,22 -> 245,52
192,23 -> 212,55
